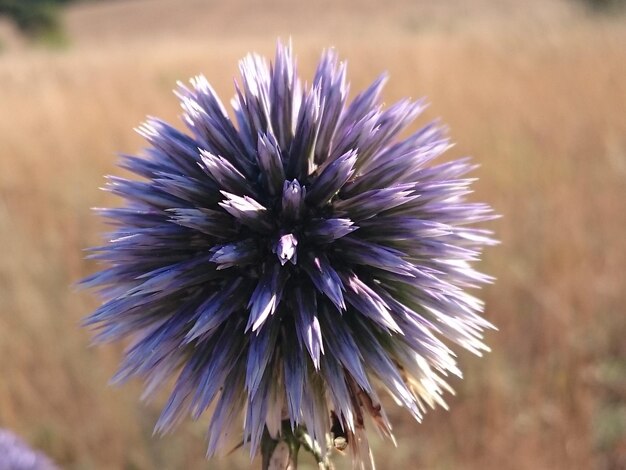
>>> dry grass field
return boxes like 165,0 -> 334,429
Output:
0,0 -> 625,468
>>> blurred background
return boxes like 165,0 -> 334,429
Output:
0,0 -> 625,469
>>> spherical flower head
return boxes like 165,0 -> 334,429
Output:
0,429 -> 58,470
83,41 -> 497,468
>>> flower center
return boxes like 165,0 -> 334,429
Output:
274,233 -> 298,265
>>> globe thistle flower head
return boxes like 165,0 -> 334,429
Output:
83,41 -> 497,468
0,429 -> 58,470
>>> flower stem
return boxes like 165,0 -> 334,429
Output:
261,421 -> 334,470
261,422 -> 300,470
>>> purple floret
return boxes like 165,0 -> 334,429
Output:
0,430 -> 57,470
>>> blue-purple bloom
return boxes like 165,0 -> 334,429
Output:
84,42 -> 496,468
0,429 -> 58,470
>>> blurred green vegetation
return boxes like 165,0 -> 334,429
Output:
0,0 -> 74,42
580,0 -> 626,11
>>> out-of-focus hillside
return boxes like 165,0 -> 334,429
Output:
0,0 -> 587,51
0,1 -> 625,469
62,0 -> 575,44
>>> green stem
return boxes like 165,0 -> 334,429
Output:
261,422 -> 300,470
296,428 -> 334,470
261,421 -> 334,470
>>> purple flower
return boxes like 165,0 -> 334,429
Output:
83,41 -> 496,468
0,429 -> 58,470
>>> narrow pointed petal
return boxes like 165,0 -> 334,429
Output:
335,74 -> 387,143
282,326 -> 307,427
218,191 -> 274,233
177,76 -> 255,176
264,361 -> 284,438
318,305 -> 372,393
269,41 -> 299,150
210,239 -> 259,269
135,117 -> 205,177
206,360 -> 247,457
341,271 -> 403,333
244,369 -> 273,457
307,149 -> 357,206
313,49 -> 348,165
357,217 -> 452,242
351,318 -> 420,417
294,288 -> 324,369
246,324 -> 279,398
302,254 -> 345,311
281,179 -> 306,221
305,217 -> 357,244
337,238 -> 415,276
188,320 -> 246,421
320,355 -> 356,433
246,264 -> 287,332
330,73 -> 387,160
299,368 -> 330,449
104,176 -> 186,209
256,133 -> 286,195
343,130 -> 450,195
185,280 -> 251,342
95,207 -> 166,228
153,172 -> 220,206
286,87 -> 321,179
234,53 -> 273,140
334,184 -> 419,220
199,150 -> 260,198
167,208 -> 236,239
353,98 -> 427,172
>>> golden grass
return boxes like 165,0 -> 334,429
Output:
0,1 -> 625,468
